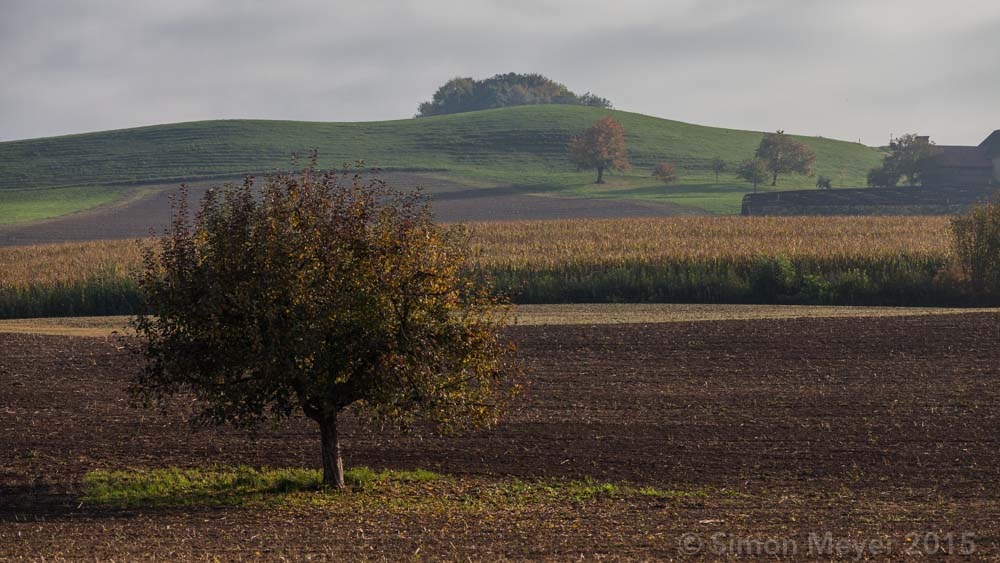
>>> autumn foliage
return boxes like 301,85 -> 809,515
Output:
652,162 -> 678,185
568,117 -> 631,183
130,160 -> 521,488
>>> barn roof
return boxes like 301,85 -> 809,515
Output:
981,130 -> 1000,154
927,145 -> 993,168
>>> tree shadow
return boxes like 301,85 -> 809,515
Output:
0,477 -> 316,522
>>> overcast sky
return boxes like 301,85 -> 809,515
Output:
2,0 -> 999,145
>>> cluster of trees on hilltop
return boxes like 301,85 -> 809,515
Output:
417,73 -> 611,117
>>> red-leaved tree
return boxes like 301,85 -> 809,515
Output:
652,162 -> 678,185
568,117 -> 631,184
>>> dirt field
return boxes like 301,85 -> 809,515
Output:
2,304 -> 998,337
3,313 -> 1000,558
0,173 -> 694,246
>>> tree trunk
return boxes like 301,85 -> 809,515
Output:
596,167 -> 605,184
771,171 -> 778,186
319,413 -> 345,489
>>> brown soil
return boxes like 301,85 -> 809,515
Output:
6,304 -> 999,338
2,313 -> 999,559
0,174 -> 696,246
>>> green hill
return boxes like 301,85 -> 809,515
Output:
0,105 -> 882,221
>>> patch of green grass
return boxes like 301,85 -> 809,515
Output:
561,173 -> 760,215
637,486 -> 707,499
344,466 -> 444,491
0,186 -> 130,224
81,465 -> 445,508
83,466 -> 320,507
81,465 -> 739,512
562,170 -> 839,215
0,105 -> 882,215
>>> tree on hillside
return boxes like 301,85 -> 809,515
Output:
816,175 -> 833,190
710,157 -> 726,182
652,162 -> 678,185
130,160 -> 522,489
755,130 -> 817,186
737,157 -> 770,193
417,73 -> 612,117
867,133 -> 934,188
568,117 -> 631,184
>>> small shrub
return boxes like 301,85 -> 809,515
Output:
826,268 -> 875,304
800,273 -> 834,304
952,201 -> 1000,299
652,162 -> 678,184
748,255 -> 797,301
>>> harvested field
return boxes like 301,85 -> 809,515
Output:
2,304 -> 999,337
2,313 -> 1000,558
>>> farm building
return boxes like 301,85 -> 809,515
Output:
920,130 -> 1000,187
741,130 -> 1000,215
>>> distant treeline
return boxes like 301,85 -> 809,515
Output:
417,73 -> 611,117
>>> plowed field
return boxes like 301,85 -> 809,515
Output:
2,313 -> 999,559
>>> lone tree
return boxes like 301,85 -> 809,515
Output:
755,130 -> 817,186
737,157 -> 770,193
652,162 -> 678,185
568,117 -> 631,184
131,161 -> 521,489
710,157 -> 726,182
816,175 -> 833,190
868,133 -> 934,187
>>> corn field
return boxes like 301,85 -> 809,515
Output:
467,216 -> 952,267
0,240 -> 145,318
463,216 -> 961,305
0,216 -> 973,318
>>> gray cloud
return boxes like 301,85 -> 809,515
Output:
1,0 -> 998,145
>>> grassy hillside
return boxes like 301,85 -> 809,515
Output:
0,186 -> 126,224
0,105 -> 882,220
